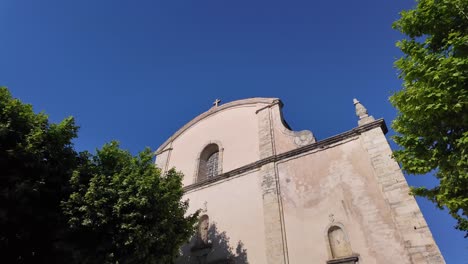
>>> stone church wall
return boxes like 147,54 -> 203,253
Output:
177,170 -> 268,264
277,136 -> 410,263
156,102 -> 263,187
155,97 -> 444,264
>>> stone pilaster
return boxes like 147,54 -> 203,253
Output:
257,105 -> 287,264
155,147 -> 172,173
360,127 -> 445,264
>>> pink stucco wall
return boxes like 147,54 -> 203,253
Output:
155,98 -> 444,264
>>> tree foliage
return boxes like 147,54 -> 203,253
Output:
63,142 -> 199,264
0,87 -> 79,262
391,0 -> 468,235
0,87 -> 199,262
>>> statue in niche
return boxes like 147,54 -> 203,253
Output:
328,226 -> 352,258
199,215 -> 209,245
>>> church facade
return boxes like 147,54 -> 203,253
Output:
155,98 -> 444,264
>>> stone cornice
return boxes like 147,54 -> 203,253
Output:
155,97 -> 279,155
326,255 -> 359,264
183,119 -> 387,192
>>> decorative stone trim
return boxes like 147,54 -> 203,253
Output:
155,147 -> 172,154
183,119 -> 387,192
326,255 -> 359,264
255,98 -> 282,114
257,105 -> 287,264
270,102 -> 316,146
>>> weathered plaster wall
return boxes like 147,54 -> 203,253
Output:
277,131 -> 443,264
177,171 -> 267,264
156,98 -> 444,264
160,105 -> 261,186
278,138 -> 410,263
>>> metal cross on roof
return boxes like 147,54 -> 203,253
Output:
213,98 -> 221,107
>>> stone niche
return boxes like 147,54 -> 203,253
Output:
326,225 -> 359,264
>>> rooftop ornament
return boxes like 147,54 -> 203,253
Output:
353,98 -> 375,126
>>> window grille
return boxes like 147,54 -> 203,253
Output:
206,152 -> 219,178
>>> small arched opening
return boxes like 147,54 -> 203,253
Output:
327,225 -> 353,259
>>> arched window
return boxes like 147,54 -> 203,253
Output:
328,226 -> 352,259
197,143 -> 221,182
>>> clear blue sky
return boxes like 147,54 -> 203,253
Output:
1,0 -> 466,262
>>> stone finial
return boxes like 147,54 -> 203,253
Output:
353,98 -> 375,126
353,98 -> 368,118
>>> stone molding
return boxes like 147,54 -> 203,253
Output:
155,97 -> 279,155
271,104 -> 316,147
256,99 -> 316,147
183,119 -> 387,192
254,98 -> 282,114
326,255 -> 359,264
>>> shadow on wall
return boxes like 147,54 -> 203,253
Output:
177,222 -> 248,264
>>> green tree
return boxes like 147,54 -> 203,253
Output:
1,87 -> 199,262
391,0 -> 468,235
0,87 -> 79,262
63,142 -> 199,264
